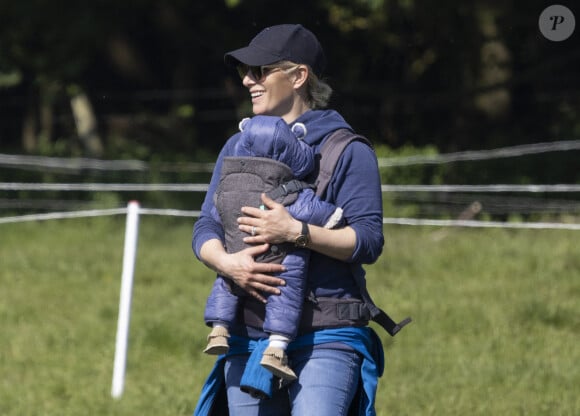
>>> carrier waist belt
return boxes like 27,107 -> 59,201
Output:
240,297 -> 370,334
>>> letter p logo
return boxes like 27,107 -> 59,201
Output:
550,15 -> 565,31
539,5 -> 575,41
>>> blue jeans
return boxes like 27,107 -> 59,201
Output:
224,347 -> 362,416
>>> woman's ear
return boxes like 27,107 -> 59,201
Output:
292,65 -> 309,90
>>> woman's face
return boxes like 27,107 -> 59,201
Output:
240,64 -> 308,123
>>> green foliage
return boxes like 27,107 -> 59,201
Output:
0,70 -> 22,88
1,0 -> 579,161
1,217 -> 579,415
375,143 -> 446,217
375,143 -> 444,185
90,192 -> 124,209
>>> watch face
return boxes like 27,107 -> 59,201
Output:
295,222 -> 310,247
295,235 -> 308,247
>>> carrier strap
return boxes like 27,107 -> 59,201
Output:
318,128 -> 411,336
241,296 -> 411,337
266,179 -> 315,201
315,128 -> 373,198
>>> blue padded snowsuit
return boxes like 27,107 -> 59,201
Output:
203,115 -> 344,339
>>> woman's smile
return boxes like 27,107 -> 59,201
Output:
250,89 -> 266,101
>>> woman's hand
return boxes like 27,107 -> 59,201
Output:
237,193 -> 301,245
238,192 -> 357,261
199,239 -> 286,303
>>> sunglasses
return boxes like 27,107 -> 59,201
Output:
236,64 -> 281,80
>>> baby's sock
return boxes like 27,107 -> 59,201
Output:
268,334 -> 291,350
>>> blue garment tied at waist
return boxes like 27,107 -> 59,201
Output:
193,326 -> 385,416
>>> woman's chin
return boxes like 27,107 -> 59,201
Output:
252,105 -> 267,115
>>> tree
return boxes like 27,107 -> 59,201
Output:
0,0 -> 578,164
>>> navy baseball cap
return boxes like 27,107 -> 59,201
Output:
224,24 -> 326,77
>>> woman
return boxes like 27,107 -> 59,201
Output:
203,114 -> 345,382
193,24 -> 388,416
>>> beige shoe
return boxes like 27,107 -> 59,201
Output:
203,326 -> 230,355
260,346 -> 297,381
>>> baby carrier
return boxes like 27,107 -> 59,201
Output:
241,128 -> 412,337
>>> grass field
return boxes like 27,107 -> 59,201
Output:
1,215 -> 579,415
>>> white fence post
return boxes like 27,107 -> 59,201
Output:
111,200 -> 140,399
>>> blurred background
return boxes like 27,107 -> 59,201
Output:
1,0 -> 579,221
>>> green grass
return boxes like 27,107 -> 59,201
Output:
1,216 -> 579,415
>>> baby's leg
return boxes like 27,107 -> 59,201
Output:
204,322 -> 230,355
260,333 -> 297,380
204,277 -> 239,355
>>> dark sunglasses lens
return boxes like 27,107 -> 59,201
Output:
236,64 -> 247,79
237,64 -> 263,80
251,66 -> 264,79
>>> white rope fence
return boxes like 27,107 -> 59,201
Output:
1,205 -> 578,230
1,139 -> 579,172
0,183 -> 209,192
380,184 -> 580,193
1,183 -> 579,193
1,137 -> 578,229
382,217 -> 580,230
377,139 -> 580,167
0,153 -> 215,173
0,153 -> 148,171
0,208 -> 201,225
0,208 -> 128,224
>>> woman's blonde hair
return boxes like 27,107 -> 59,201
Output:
275,61 -> 333,109
305,70 -> 333,109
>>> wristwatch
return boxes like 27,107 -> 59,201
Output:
294,221 -> 310,248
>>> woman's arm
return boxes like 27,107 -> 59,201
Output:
238,194 -> 356,261
299,222 -> 357,261
237,141 -> 383,264
198,238 -> 286,303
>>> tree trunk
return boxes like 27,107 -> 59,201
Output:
70,92 -> 104,157
22,88 -> 37,152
